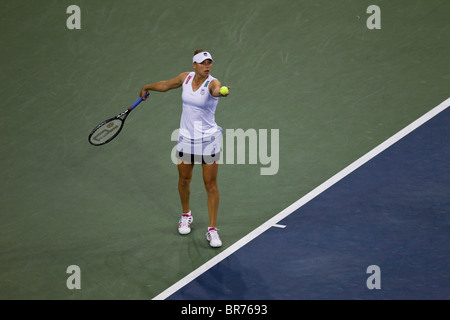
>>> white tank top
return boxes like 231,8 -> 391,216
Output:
179,72 -> 220,139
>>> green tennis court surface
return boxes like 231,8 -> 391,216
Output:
0,0 -> 448,299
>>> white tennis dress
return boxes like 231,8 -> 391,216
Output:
177,72 -> 222,160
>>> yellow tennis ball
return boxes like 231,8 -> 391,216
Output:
220,86 -> 229,95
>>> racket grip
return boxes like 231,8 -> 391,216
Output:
130,92 -> 150,110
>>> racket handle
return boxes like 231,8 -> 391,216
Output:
130,92 -> 150,110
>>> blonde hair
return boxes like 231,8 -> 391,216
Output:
194,49 -> 206,56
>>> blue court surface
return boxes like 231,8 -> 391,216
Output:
164,101 -> 450,300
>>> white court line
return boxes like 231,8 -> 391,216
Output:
152,97 -> 450,300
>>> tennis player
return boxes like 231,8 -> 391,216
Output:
140,50 -> 229,248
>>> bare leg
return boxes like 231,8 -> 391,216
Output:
202,162 -> 219,228
177,161 -> 194,213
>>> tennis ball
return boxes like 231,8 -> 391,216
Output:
220,86 -> 229,95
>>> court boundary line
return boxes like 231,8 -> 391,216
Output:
152,97 -> 450,300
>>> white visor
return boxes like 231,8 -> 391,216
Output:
193,51 -> 214,64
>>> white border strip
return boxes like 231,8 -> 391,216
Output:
153,97 -> 450,300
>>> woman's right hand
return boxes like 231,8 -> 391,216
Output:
140,88 -> 149,100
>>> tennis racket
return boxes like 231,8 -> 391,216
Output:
88,93 -> 149,146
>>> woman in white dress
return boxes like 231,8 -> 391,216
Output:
140,50 -> 229,248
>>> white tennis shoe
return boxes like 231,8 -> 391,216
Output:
206,228 -> 222,248
178,212 -> 193,235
